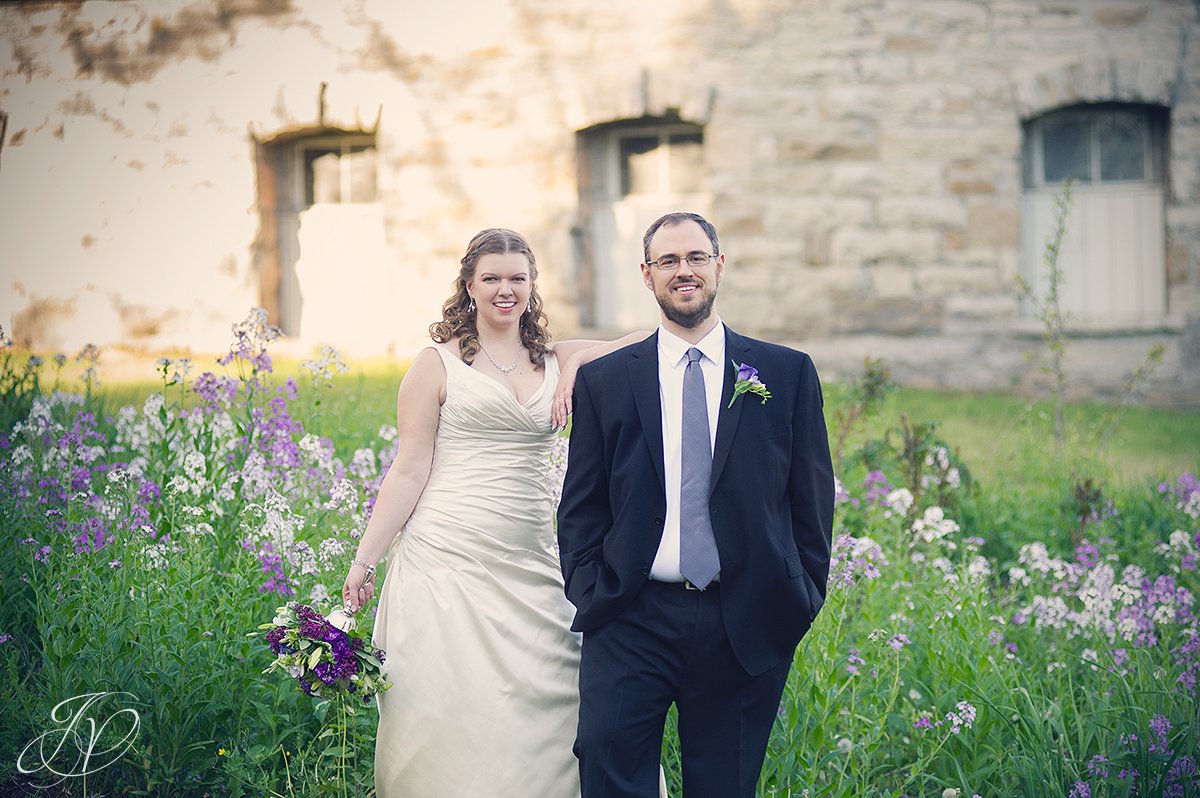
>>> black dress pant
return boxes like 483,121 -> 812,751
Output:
575,580 -> 793,798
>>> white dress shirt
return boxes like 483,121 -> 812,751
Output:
650,319 -> 725,582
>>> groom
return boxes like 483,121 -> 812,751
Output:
557,212 -> 834,797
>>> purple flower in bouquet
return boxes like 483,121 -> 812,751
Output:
255,602 -> 391,704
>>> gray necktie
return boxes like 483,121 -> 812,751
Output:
679,347 -> 719,588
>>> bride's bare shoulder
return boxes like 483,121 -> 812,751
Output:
398,346 -> 449,404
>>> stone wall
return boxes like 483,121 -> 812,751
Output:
1,0 -> 1197,403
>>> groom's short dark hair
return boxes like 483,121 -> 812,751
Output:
642,212 -> 720,263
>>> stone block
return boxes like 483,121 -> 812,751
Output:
820,85 -> 885,123
1170,154 -> 1200,203
1166,237 -> 1192,286
870,264 -> 916,298
881,125 -> 1020,159
721,210 -> 767,237
944,230 -> 968,251
831,228 -> 942,266
911,1 -> 990,28
829,160 -> 944,195
885,36 -> 936,51
857,54 -> 912,82
778,123 -> 880,162
1091,5 -> 1149,29
878,196 -> 969,228
944,293 -> 1021,319
946,159 -> 999,194
916,264 -> 1004,296
806,229 -> 831,267
766,197 -> 873,231
828,295 -> 945,335
968,204 -> 1020,248
1112,51 -> 1178,105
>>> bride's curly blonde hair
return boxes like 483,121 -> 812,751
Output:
429,228 -> 552,369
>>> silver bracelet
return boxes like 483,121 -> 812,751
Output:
351,558 -> 377,577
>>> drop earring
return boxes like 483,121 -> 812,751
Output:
468,298 -> 476,313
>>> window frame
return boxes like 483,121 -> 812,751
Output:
607,123 -> 707,199
1018,102 -> 1171,330
1023,103 -> 1167,190
289,133 -> 378,208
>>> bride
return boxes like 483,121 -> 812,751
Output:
340,228 -> 649,796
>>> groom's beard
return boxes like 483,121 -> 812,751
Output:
657,283 -> 718,330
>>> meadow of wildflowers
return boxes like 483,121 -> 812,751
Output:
1,311 -> 1196,797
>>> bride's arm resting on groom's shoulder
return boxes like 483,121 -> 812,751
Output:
550,331 -> 651,429
341,348 -> 446,613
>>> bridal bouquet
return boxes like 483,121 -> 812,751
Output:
256,602 -> 391,703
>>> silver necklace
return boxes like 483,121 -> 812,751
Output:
478,342 -> 521,375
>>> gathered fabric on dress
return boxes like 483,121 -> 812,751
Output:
373,345 -> 581,797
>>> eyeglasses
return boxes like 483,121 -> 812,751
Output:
645,252 -> 719,271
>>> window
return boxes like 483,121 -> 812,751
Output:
618,131 -> 705,196
577,118 -> 710,329
254,129 -> 379,334
1024,105 -> 1166,188
1020,104 -> 1168,326
295,135 -> 377,207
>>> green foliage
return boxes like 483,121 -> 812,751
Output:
829,357 -> 896,474
2,335 -> 1197,797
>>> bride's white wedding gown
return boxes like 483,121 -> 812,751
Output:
372,345 -> 580,797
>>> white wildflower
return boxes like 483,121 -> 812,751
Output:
183,451 -> 206,483
883,488 -> 914,518
911,506 -> 959,545
318,537 -> 348,566
967,556 -> 992,582
349,448 -> 377,479
309,583 -> 331,606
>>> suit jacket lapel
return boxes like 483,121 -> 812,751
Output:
711,327 -> 752,493
628,332 -> 666,489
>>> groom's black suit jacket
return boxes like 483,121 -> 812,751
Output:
557,327 -> 835,676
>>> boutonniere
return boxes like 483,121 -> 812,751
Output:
727,361 -> 771,408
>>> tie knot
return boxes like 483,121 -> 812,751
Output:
686,347 -> 703,366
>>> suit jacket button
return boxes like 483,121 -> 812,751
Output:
654,517 -> 663,525
640,568 -> 650,576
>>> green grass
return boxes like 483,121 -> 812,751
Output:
88,363 -> 1198,488
867,387 -> 1199,487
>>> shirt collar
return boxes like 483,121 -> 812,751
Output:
658,317 -> 725,367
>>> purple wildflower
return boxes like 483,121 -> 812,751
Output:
1166,755 -> 1197,788
1148,714 -> 1171,754
257,547 -> 295,597
1074,541 -> 1100,570
1173,633 -> 1200,694
846,648 -> 864,676
1086,754 -> 1109,779
862,470 -> 892,506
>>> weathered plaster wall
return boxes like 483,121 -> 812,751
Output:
2,0 -> 1198,402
